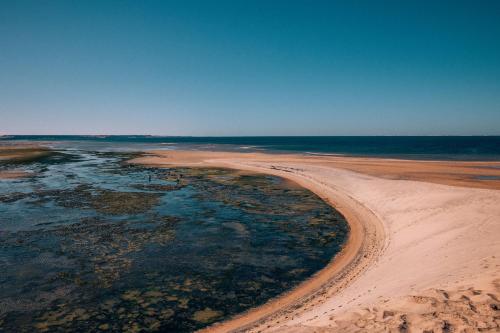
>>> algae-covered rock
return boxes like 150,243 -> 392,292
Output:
192,307 -> 223,323
90,190 -> 161,215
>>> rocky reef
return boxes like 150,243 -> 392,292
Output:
0,151 -> 348,332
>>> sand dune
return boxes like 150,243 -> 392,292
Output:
132,151 -> 500,332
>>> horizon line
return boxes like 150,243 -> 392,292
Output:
2,134 -> 500,138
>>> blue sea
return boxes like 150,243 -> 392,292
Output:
2,135 -> 500,160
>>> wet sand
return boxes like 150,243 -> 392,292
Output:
132,150 -> 500,332
0,170 -> 30,179
0,144 -> 50,179
0,144 -> 51,161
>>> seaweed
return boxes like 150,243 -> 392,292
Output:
90,190 -> 161,215
0,152 -> 349,332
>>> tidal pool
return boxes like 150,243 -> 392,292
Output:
0,148 -> 348,332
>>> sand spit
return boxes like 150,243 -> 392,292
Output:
0,144 -> 51,162
131,151 -> 500,332
0,144 -> 49,179
0,170 -> 30,179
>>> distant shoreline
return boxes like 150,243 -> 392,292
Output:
2,136 -> 500,161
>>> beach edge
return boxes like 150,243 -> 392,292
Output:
130,151 -> 386,333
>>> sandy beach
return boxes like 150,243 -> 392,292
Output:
132,150 -> 500,332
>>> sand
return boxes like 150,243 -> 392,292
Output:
131,150 -> 500,332
0,144 -> 51,179
0,170 -> 30,179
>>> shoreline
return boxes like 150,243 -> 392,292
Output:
185,161 -> 385,333
132,152 -> 386,332
131,150 -> 500,332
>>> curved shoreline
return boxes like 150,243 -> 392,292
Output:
132,153 -> 386,332
200,162 -> 386,333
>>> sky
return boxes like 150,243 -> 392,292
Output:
1,0 -> 499,136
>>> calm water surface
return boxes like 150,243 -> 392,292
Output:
0,147 -> 348,332
3,135 -> 500,160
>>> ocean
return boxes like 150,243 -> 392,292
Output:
2,135 -> 500,160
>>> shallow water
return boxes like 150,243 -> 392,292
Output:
475,175 -> 500,180
0,148 -> 348,332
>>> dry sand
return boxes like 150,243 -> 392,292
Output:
132,151 -> 500,332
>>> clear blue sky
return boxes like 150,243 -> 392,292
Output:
1,0 -> 499,135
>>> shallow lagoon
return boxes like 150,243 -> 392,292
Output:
0,148 -> 348,332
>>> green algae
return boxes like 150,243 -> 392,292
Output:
192,308 -> 223,323
1,184 -> 162,215
90,190 -> 161,215
131,182 -> 185,192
